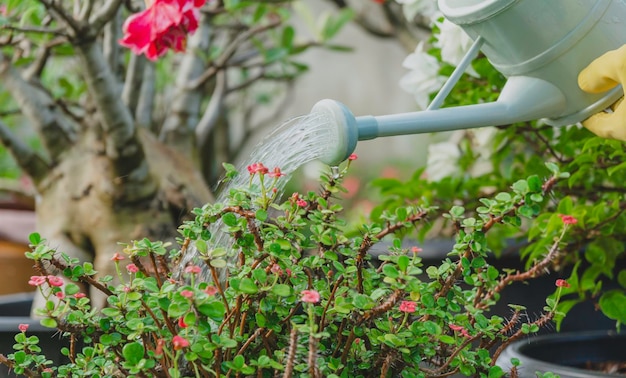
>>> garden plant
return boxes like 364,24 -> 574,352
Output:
2,0 -> 626,377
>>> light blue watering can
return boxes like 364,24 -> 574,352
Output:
314,0 -> 625,165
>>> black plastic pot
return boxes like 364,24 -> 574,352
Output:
497,330 -> 626,377
0,292 -> 70,378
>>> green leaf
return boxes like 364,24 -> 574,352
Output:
239,277 -> 259,294
28,232 -> 41,245
222,213 -> 238,227
255,209 -> 268,222
123,342 -> 145,365
272,284 -> 292,297
599,290 -> 626,323
40,318 -> 57,328
397,255 -> 410,272
198,301 -> 226,322
382,264 -> 399,278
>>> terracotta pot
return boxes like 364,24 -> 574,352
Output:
0,209 -> 36,295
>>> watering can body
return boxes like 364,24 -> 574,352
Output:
313,0 -> 626,165
439,0 -> 626,126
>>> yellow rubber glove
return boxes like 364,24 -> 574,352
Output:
578,44 -> 626,141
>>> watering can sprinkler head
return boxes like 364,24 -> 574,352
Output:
312,0 -> 626,166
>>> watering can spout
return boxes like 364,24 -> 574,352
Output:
312,76 -> 567,165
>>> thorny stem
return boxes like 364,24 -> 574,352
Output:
282,327 -> 298,378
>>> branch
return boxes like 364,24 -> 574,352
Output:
122,54 -> 146,115
0,119 -> 50,184
135,62 -> 155,129
187,17 -> 282,90
159,15 -> 212,157
90,0 -> 125,32
38,0 -> 82,33
73,41 -> 135,161
102,8 -> 123,78
0,52 -> 77,160
195,68 -> 226,147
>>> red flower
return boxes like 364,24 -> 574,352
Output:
247,162 -> 269,175
28,276 -> 47,287
111,253 -> 125,261
181,290 -> 194,298
47,275 -> 64,287
178,317 -> 188,328
348,153 -> 358,161
55,291 -> 65,299
556,279 -> 570,288
399,300 -> 417,313
155,338 -> 165,357
296,199 -> 307,208
301,289 -> 321,303
204,285 -> 218,296
119,0 -> 206,61
559,214 -> 578,225
268,167 -> 285,178
74,292 -> 87,299
172,335 -> 190,350
126,264 -> 139,273
270,263 -> 283,275
184,265 -> 201,274
18,323 -> 29,333
411,246 -> 422,254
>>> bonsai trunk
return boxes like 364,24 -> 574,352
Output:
33,127 -> 212,308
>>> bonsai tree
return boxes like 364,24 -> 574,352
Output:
0,0 -> 355,302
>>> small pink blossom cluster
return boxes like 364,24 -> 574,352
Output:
28,275 -> 64,287
291,192 -> 307,208
398,300 -> 416,313
301,289 -> 320,303
559,214 -> 578,225
246,162 -> 285,178
450,324 -> 471,338
119,0 -> 207,61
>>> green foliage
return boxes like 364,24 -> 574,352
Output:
7,162 -> 575,377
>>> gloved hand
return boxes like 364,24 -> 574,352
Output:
578,44 -> 626,141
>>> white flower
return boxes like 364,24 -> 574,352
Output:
399,42 -> 446,110
434,18 -> 479,77
425,139 -> 461,181
424,127 -> 497,181
395,0 -> 440,23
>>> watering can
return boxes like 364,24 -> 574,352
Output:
313,0 -> 626,165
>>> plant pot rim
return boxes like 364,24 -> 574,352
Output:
498,330 -> 626,377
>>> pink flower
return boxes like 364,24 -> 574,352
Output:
559,214 -> 578,225
119,0 -> 206,61
399,300 -> 417,313
172,335 -> 190,350
47,275 -> 64,287
55,291 -> 65,299
126,264 -> 139,273
556,279 -> 570,288
270,264 -> 283,275
28,276 -> 47,286
296,199 -> 307,208
247,162 -> 269,175
74,292 -> 87,299
411,246 -> 422,254
181,290 -> 194,298
348,153 -> 358,161
301,290 -> 320,303
178,317 -> 188,328
111,253 -> 125,261
18,323 -> 29,333
449,324 -> 464,332
268,167 -> 285,178
184,265 -> 201,274
204,285 -> 218,296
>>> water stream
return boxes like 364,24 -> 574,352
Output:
178,110 -> 339,280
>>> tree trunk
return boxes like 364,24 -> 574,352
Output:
33,127 -> 212,308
